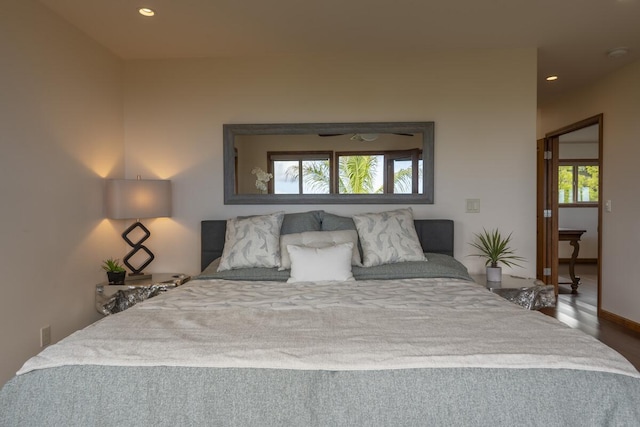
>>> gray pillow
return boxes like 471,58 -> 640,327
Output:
200,258 -> 290,281
351,253 -> 470,281
198,253 -> 470,282
320,212 -> 357,232
281,210 -> 324,235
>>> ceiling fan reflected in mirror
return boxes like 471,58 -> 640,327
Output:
351,133 -> 379,142
318,133 -> 414,142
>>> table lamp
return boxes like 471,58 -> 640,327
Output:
105,177 -> 172,279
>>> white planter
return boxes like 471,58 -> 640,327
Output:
486,266 -> 502,282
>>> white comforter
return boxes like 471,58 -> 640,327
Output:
18,278 -> 640,378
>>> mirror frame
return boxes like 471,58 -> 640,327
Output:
223,121 -> 434,205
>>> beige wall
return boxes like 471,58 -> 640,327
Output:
0,1 -> 124,385
123,50 -> 538,278
539,60 -> 640,323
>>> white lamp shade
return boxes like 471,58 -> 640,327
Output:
106,179 -> 172,219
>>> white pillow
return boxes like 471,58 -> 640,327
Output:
286,242 -> 355,283
217,212 -> 285,271
352,207 -> 426,267
279,230 -> 362,270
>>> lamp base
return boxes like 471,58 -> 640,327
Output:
122,221 -> 155,275
126,272 -> 152,281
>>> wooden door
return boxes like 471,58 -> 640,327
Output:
536,137 -> 559,294
538,114 -> 602,299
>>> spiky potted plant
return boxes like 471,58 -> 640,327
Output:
102,258 -> 126,285
469,228 -> 525,282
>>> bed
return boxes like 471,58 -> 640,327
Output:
2,209 -> 639,426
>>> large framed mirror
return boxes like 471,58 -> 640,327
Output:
224,122 -> 434,204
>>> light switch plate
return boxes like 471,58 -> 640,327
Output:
466,199 -> 480,213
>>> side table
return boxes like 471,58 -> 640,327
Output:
96,273 -> 191,315
558,228 -> 587,293
472,274 -> 556,310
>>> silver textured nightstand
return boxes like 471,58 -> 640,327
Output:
472,275 -> 556,310
96,273 -> 190,315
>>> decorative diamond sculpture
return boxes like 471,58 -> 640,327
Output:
121,221 -> 155,275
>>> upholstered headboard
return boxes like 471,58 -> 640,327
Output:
201,219 -> 454,272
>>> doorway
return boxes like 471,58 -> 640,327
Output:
537,114 -> 603,312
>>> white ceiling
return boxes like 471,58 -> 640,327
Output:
37,0 -> 640,104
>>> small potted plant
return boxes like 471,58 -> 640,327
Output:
469,228 -> 525,282
102,258 -> 126,285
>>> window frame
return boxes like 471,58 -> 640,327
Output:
384,148 -> 422,194
558,159 -> 599,207
267,151 -> 333,195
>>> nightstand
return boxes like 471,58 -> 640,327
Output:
95,273 -> 190,315
472,274 -> 556,310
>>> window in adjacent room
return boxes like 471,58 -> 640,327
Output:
558,160 -> 599,205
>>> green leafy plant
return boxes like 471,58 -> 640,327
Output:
469,228 -> 525,268
101,258 -> 126,273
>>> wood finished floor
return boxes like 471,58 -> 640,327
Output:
540,263 -> 640,371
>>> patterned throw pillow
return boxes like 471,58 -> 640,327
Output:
217,212 -> 285,271
352,208 -> 426,267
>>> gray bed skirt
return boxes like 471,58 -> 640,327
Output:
2,365 -> 639,426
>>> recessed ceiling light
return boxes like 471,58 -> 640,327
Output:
607,47 -> 629,58
546,75 -> 558,82
138,8 -> 155,17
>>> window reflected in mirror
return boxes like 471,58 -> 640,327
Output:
266,149 -> 423,196
269,152 -> 332,194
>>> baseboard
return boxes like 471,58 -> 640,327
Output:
558,258 -> 598,264
600,309 -> 640,334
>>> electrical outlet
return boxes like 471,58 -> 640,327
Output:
40,325 -> 51,348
